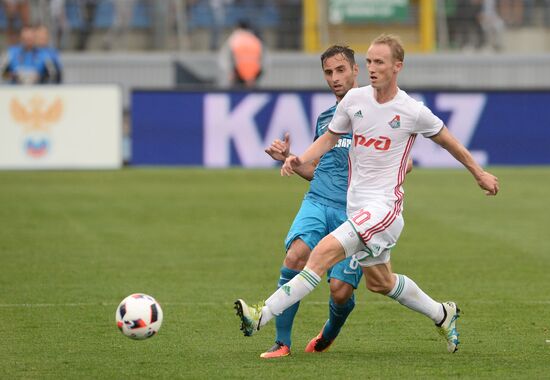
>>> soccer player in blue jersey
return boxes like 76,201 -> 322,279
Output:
260,45 -> 412,359
259,45 -> 361,359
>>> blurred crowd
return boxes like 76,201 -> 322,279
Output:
445,0 -> 550,51
0,0 -> 300,52
1,0 -> 550,59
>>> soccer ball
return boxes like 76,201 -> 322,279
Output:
115,293 -> 163,340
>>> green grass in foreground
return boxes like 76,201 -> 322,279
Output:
0,167 -> 549,379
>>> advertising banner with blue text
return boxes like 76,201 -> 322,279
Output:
132,90 -> 550,167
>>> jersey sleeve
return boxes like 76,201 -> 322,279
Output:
415,104 -> 444,137
328,95 -> 351,135
4,48 -> 16,72
313,114 -> 321,141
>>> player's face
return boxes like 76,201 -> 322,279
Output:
322,53 -> 358,101
366,43 -> 402,90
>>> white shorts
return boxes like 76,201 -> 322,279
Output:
330,203 -> 404,267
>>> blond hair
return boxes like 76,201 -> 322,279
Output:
371,34 -> 405,62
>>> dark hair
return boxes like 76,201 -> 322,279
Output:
237,20 -> 251,30
320,45 -> 356,68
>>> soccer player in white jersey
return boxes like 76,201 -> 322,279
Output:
259,45 -> 363,359
235,34 -> 499,353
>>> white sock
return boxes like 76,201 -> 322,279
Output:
260,267 -> 321,327
386,274 -> 444,323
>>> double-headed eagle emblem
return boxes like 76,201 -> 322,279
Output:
10,96 -> 63,132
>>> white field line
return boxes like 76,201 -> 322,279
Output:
0,300 -> 549,308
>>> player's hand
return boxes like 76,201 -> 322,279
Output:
265,133 -> 291,162
281,155 -> 302,176
477,171 -> 499,196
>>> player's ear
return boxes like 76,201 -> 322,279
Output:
394,60 -> 403,73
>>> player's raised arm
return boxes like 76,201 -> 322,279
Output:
430,126 -> 499,196
281,131 -> 340,176
266,133 -> 317,180
265,132 -> 291,162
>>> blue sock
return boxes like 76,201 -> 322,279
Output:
322,294 -> 356,341
274,266 -> 301,347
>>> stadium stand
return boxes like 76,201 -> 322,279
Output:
2,1 -> 550,97
1,1 -> 550,53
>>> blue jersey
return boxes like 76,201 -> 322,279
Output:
304,104 -> 352,209
40,46 -> 62,83
4,45 -> 54,84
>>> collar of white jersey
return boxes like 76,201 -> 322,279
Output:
365,85 -> 406,107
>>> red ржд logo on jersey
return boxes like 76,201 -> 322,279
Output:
353,135 -> 391,151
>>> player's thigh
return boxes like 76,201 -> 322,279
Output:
330,220 -> 366,260
346,203 -> 404,267
328,255 -> 363,292
327,205 -> 349,232
285,198 -> 329,253
307,234 -> 347,275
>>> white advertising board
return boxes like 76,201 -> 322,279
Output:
0,85 -> 122,169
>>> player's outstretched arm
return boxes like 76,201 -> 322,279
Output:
281,131 -> 339,176
430,127 -> 499,196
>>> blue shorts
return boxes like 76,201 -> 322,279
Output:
285,198 -> 363,289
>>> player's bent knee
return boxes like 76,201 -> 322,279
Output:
283,254 -> 307,270
284,239 -> 311,270
330,281 -> 354,304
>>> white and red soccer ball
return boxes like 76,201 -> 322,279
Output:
116,293 -> 163,340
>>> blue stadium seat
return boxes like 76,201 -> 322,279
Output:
64,0 -> 150,30
132,1 -> 150,29
187,0 -> 279,30
0,5 -> 24,29
0,8 -> 5,28
187,0 -> 214,30
0,0 -> 276,32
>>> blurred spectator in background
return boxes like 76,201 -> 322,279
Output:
219,20 -> 264,88
76,0 -> 99,50
102,0 -> 136,50
50,0 -> 69,50
479,0 -> 505,51
445,0 -> 461,47
1,25 -> 56,84
498,0 -> 523,27
35,25 -> 63,83
521,0 -> 550,27
2,0 -> 31,45
447,0 -> 484,50
208,0 -> 229,51
544,0 -> 550,27
276,0 -> 301,50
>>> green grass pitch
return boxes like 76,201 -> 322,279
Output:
1,167 -> 549,379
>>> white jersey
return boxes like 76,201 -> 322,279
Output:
328,85 -> 443,213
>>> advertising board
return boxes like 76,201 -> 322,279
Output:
0,86 -> 122,169
132,90 -> 550,167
